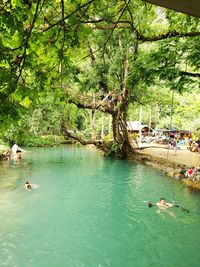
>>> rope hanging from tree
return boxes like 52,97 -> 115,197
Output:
148,87 -> 189,213
165,87 -> 189,212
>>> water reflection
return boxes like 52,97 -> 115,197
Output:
1,146 -> 200,267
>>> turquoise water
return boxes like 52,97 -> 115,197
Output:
0,145 -> 200,267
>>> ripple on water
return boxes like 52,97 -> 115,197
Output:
1,146 -> 200,267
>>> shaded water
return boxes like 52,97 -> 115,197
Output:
0,145 -> 200,267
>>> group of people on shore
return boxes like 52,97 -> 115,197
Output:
1,144 -> 34,190
179,166 -> 200,179
188,139 -> 200,153
2,143 -> 23,162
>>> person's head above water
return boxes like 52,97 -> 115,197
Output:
160,197 -> 166,202
158,198 -> 167,205
25,180 -> 32,189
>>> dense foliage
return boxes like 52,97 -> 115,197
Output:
0,0 -> 200,145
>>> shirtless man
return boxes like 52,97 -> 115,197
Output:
156,198 -> 174,208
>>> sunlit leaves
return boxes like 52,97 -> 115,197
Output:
21,96 -> 31,108
0,0 -> 200,139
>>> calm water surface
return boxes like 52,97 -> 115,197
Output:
0,145 -> 200,267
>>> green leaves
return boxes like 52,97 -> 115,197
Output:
0,0 -> 200,140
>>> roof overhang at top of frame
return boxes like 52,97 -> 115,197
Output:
142,0 -> 200,18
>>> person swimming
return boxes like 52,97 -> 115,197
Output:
156,198 -> 173,209
148,198 -> 175,208
24,180 -> 32,190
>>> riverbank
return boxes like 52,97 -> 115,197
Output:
1,142 -> 200,191
0,144 -> 9,153
132,143 -> 200,191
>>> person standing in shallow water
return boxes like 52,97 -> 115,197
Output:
11,144 -> 20,154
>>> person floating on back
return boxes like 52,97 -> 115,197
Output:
148,198 -> 176,209
148,198 -> 190,213
156,198 -> 174,208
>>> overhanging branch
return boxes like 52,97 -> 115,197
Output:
63,126 -> 103,145
83,0 -> 131,59
15,0 -> 42,84
138,30 -> 200,41
81,19 -> 200,41
180,71 -> 200,78
42,0 -> 95,32
67,97 -> 114,115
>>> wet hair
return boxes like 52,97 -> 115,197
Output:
160,198 -> 166,201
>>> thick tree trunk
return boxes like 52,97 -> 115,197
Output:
91,108 -> 96,139
101,113 -> 104,138
112,59 -> 136,156
64,59 -> 138,157
112,110 -> 123,144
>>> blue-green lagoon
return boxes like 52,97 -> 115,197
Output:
0,145 -> 200,267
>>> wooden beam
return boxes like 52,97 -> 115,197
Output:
143,0 -> 200,18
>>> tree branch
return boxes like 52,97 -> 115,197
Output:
42,0 -> 95,32
81,19 -> 200,41
62,126 -> 103,145
83,0 -> 131,59
15,0 -> 42,85
67,97 -> 114,115
138,31 -> 200,42
180,71 -> 200,78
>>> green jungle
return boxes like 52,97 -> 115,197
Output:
0,0 -> 200,157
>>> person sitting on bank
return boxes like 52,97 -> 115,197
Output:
179,166 -> 186,179
185,166 -> 195,178
24,180 -> 32,190
2,149 -> 11,160
156,198 -> 173,209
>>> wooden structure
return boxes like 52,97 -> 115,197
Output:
126,121 -> 152,135
143,0 -> 200,18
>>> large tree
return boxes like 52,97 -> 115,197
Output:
0,0 -> 200,155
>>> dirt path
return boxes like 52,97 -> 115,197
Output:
135,143 -> 200,190
137,143 -> 200,168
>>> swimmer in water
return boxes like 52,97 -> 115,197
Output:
156,198 -> 173,209
24,180 -> 32,190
